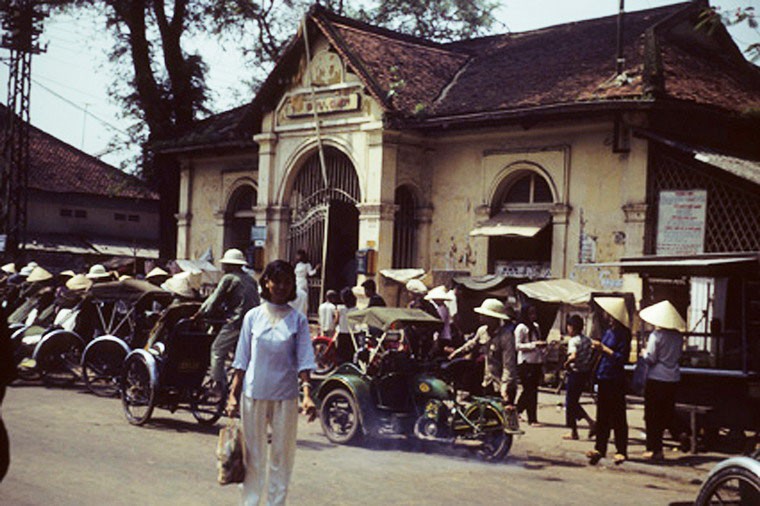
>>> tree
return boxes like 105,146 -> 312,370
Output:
49,1 -> 498,256
698,5 -> 759,61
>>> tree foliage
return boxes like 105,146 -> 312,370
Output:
698,5 -> 759,61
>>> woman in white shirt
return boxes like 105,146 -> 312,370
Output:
293,249 -> 319,296
334,287 -> 358,365
514,304 -> 547,426
227,260 -> 317,506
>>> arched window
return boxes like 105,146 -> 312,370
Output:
496,170 -> 553,210
393,185 -> 417,268
224,184 -> 257,253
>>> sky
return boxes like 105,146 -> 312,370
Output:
0,0 -> 757,170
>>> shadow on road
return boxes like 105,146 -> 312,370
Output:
139,416 -> 221,436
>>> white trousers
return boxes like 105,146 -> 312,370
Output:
241,396 -> 299,506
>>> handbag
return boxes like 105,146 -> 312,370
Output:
216,419 -> 245,485
631,356 -> 649,396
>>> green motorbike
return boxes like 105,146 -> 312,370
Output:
316,308 -> 518,461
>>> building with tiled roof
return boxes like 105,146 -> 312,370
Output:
1,105 -> 160,270
156,1 -> 760,332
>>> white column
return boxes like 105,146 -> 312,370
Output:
549,203 -> 572,278
175,161 -> 192,259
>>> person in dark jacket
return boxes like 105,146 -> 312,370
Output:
0,305 -> 16,481
361,279 -> 386,307
587,297 -> 631,466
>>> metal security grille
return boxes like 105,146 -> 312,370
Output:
646,145 -> 760,254
392,185 -> 416,268
288,147 -> 359,312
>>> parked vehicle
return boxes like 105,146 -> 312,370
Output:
120,317 -> 226,426
695,449 -> 760,505
80,279 -> 172,397
316,307 -> 519,461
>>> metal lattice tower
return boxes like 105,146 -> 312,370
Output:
0,0 -> 45,260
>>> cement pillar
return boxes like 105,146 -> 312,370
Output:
253,131 -> 280,264
622,202 -> 648,257
471,204 -> 491,276
415,204 -> 433,271
549,203 -> 572,278
175,161 -> 192,259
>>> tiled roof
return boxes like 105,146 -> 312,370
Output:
150,104 -> 256,153
0,105 -> 157,200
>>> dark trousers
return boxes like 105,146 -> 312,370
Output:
517,363 -> 542,424
644,379 -> 677,454
565,371 -> 591,430
336,332 -> 353,365
594,378 -> 628,457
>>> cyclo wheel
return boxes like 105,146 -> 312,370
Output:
121,352 -> 156,426
320,388 -> 362,444
82,339 -> 128,398
190,370 -> 226,425
36,333 -> 83,387
313,341 -> 336,376
695,465 -> 760,505
463,401 -> 512,461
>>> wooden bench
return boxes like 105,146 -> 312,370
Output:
675,403 -> 714,454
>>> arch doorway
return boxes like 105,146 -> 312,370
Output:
224,184 -> 257,263
288,146 -> 360,313
486,170 -> 554,278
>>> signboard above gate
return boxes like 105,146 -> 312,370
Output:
656,190 -> 707,256
283,88 -> 361,118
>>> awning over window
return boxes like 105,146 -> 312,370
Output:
469,211 -> 551,238
517,278 -> 594,305
87,238 -> 159,259
582,253 -> 759,276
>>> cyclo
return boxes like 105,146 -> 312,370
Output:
316,307 -> 519,461
119,316 -> 226,426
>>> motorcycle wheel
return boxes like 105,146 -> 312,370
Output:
320,388 -> 362,444
464,402 -> 512,461
695,465 -> 760,505
313,341 -> 336,376
82,340 -> 127,398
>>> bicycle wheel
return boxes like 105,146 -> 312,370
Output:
121,352 -> 156,426
35,332 -> 83,387
82,338 -> 128,397
463,402 -> 512,461
695,465 -> 760,505
190,371 -> 226,425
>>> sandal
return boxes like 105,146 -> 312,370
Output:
613,453 -> 626,465
562,433 -> 579,440
586,450 -> 602,465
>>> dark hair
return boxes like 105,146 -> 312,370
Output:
361,279 -> 376,292
518,304 -> 537,325
566,314 -> 584,332
259,260 -> 297,302
340,286 -> 356,308
296,249 -> 309,263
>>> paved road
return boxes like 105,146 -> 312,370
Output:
2,384 -> 700,505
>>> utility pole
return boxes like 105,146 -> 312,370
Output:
0,0 -> 45,261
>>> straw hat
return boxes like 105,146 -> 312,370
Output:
425,285 -> 455,302
86,264 -> 112,279
220,248 -> 247,266
595,297 -> 630,328
161,273 -> 196,299
1,263 -> 16,274
640,300 -> 686,332
19,265 -> 34,277
59,270 -> 76,278
27,267 -> 53,283
66,274 -> 92,292
405,278 -> 428,295
146,267 -> 169,279
474,298 -> 512,320
25,261 -> 38,269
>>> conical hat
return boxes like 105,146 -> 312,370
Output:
1,263 -> 15,274
118,275 -> 134,282
405,279 -> 428,295
146,267 -> 169,279
66,274 -> 92,292
27,267 -> 53,283
640,300 -> 686,332
161,273 -> 196,299
595,297 -> 630,328
425,285 -> 455,301
59,270 -> 76,278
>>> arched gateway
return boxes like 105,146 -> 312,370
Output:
287,146 -> 360,313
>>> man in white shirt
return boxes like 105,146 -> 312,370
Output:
318,290 -> 338,336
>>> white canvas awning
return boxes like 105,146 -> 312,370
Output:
87,238 -> 159,259
380,268 -> 425,285
175,258 -> 223,285
517,278 -> 594,305
470,211 -> 551,237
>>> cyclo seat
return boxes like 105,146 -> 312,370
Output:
161,318 -> 215,389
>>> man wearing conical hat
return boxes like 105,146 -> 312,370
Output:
587,297 -> 631,466
639,300 -> 686,461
